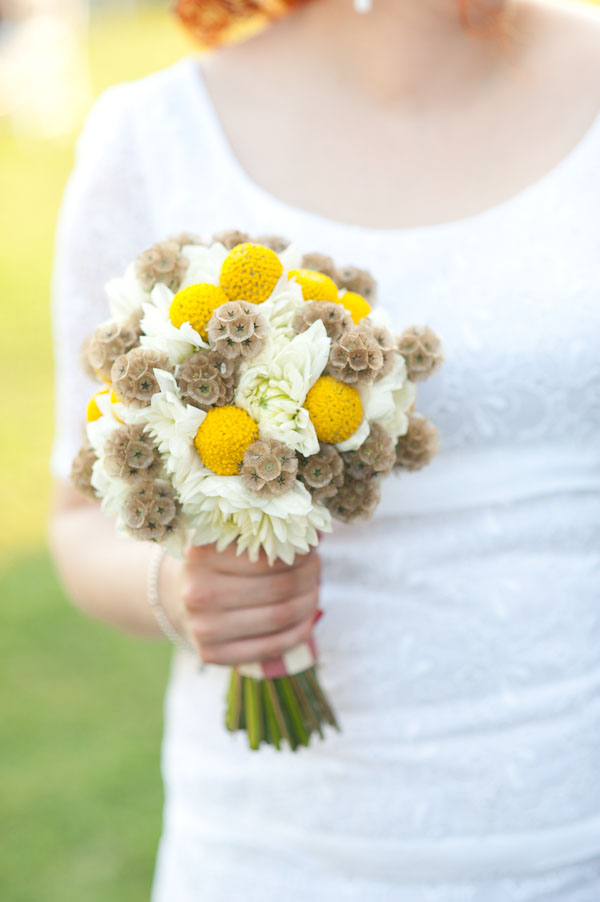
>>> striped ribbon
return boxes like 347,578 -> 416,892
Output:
236,634 -> 317,679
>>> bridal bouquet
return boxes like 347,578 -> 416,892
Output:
71,228 -> 443,751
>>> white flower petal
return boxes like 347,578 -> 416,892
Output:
365,354 -> 416,440
367,306 -> 394,331
105,262 -> 149,324
180,242 -> 228,288
335,416 -> 370,452
278,240 -> 303,272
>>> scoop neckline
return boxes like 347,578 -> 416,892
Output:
181,54 -> 600,240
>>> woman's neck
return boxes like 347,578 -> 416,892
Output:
216,0 -> 515,108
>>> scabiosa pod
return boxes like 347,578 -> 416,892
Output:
253,233 -> 290,253
240,439 -> 298,497
341,422 -> 396,481
103,424 -> 162,482
293,300 -> 352,343
334,263 -> 378,305
86,320 -> 140,382
297,443 -> 344,505
362,321 -> 397,381
123,478 -> 181,542
211,228 -> 251,250
394,413 -> 441,471
111,347 -> 172,408
169,230 -> 205,249
70,443 -> 98,500
207,300 -> 269,360
176,348 -> 237,410
300,251 -> 338,281
135,239 -> 188,294
397,324 -> 444,382
327,324 -> 384,386
326,473 -> 382,523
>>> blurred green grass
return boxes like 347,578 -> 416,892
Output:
1,549 -> 172,902
0,6 -> 192,900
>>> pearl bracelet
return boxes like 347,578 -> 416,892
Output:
147,544 -> 197,656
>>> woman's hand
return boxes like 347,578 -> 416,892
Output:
162,544 -> 321,666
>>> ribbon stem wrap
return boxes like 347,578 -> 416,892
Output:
225,634 -> 340,750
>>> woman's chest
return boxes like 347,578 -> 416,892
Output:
150,140 -> 600,455
370,224 -> 600,453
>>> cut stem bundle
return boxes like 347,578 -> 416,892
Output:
225,666 -> 340,751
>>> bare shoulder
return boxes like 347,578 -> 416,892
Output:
518,1 -> 600,104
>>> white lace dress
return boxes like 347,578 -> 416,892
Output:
50,55 -> 600,901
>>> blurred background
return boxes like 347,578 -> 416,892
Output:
1,1 -> 599,899
1,4 -> 191,900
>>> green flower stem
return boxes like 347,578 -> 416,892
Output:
290,674 -> 323,739
278,677 -> 309,748
260,681 -> 271,747
243,676 -> 262,750
294,672 -> 325,740
265,678 -> 292,747
261,680 -> 281,750
224,667 -> 340,750
225,668 -> 242,732
306,667 -> 340,730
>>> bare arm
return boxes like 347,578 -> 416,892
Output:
48,480 -> 321,664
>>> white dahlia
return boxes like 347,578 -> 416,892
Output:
234,320 -> 330,456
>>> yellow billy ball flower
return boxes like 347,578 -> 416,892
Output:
219,242 -> 283,304
170,283 -> 229,340
303,375 -> 363,444
288,268 -> 339,303
339,291 -> 371,323
87,390 -> 109,422
194,406 -> 259,476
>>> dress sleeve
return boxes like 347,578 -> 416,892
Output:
49,82 -> 156,481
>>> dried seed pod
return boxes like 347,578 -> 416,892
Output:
177,349 -> 236,410
207,300 -> 268,360
363,322 -> 397,380
294,301 -> 352,343
397,325 -> 444,382
334,264 -> 377,304
240,439 -> 298,496
212,228 -> 251,250
170,231 -> 205,248
253,233 -> 290,253
394,413 -> 440,471
70,444 -> 98,500
104,424 -> 162,482
125,307 -> 144,340
123,478 -> 180,542
135,239 -> 187,294
300,252 -> 337,281
86,321 -> 139,382
326,474 -> 381,523
327,324 -> 384,386
342,422 -> 396,480
297,443 -> 344,505
79,337 -> 102,383
111,348 -> 172,408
